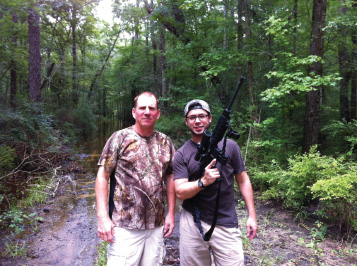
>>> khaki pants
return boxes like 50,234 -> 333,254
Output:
180,209 -> 244,266
107,226 -> 165,266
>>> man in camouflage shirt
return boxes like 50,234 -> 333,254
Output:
95,92 -> 176,266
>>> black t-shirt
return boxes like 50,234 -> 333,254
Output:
173,139 -> 246,227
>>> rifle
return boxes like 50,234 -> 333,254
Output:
195,76 -> 245,171
192,76 -> 245,241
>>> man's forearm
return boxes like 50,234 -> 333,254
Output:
95,166 -> 110,219
236,172 -> 256,219
239,182 -> 256,219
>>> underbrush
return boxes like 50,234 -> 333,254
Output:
249,146 -> 357,239
0,103 -> 79,259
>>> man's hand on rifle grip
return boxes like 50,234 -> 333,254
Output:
202,159 -> 221,187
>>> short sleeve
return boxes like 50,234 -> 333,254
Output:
97,131 -> 121,173
173,150 -> 189,180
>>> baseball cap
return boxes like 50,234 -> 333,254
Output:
184,99 -> 211,117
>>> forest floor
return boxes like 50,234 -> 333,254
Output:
0,154 -> 356,266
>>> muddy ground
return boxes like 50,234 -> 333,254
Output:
1,153 -> 356,266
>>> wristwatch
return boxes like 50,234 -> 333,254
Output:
198,178 -> 205,189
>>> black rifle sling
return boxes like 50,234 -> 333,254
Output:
109,171 -> 116,219
108,133 -> 130,220
193,136 -> 228,241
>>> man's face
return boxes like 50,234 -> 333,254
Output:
132,95 -> 160,129
185,109 -> 212,136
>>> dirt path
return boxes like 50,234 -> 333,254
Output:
1,170 -> 100,266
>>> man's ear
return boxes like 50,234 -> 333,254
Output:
156,109 -> 161,120
132,108 -> 136,119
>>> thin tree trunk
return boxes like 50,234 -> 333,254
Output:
28,6 -> 41,103
302,0 -> 327,153
292,0 -> 298,55
10,12 -> 18,109
151,0 -> 158,96
351,29 -> 357,120
88,30 -> 121,101
242,0 -> 259,138
71,5 -> 78,105
146,24 -> 150,86
160,27 -> 167,116
40,62 -> 56,91
223,0 -> 227,49
338,1 -> 351,122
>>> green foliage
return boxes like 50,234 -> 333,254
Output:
262,53 -> 341,107
249,160 -> 284,192
0,206 -> 45,235
0,145 -> 17,173
309,221 -> 328,241
321,119 -> 357,157
248,116 -> 301,166
311,171 -> 357,231
251,147 -> 357,231
155,114 -> 190,147
0,102 -> 58,148
19,177 -> 49,208
94,241 -> 108,266
282,147 -> 339,208
2,238 -> 27,259
73,102 -> 97,137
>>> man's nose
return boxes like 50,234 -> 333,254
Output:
144,107 -> 150,114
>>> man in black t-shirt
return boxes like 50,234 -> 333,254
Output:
173,99 -> 257,266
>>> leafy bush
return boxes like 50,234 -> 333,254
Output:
0,102 -> 58,147
73,103 -> 97,137
321,119 -> 357,157
249,160 -> 284,192
251,146 -> 357,231
282,147 -> 340,208
311,171 -> 357,231
0,145 -> 17,173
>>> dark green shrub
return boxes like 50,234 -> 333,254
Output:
311,170 -> 357,232
253,146 -> 357,232
321,119 -> 357,157
0,145 -> 17,173
73,103 -> 97,137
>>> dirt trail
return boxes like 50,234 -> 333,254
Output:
1,172 -> 100,266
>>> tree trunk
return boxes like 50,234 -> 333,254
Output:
302,0 -> 327,153
28,6 -> 41,103
134,0 -> 140,41
338,1 -> 351,122
223,0 -> 227,49
151,0 -> 159,96
242,0 -> 259,139
10,12 -> 18,109
292,0 -> 298,55
146,24 -> 150,87
71,5 -> 78,105
351,29 -> 357,120
160,27 -> 168,116
237,0 -> 243,51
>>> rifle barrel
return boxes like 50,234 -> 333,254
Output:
227,76 -> 245,111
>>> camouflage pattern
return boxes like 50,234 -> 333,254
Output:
98,126 -> 175,230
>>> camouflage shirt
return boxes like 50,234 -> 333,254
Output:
98,126 -> 175,230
